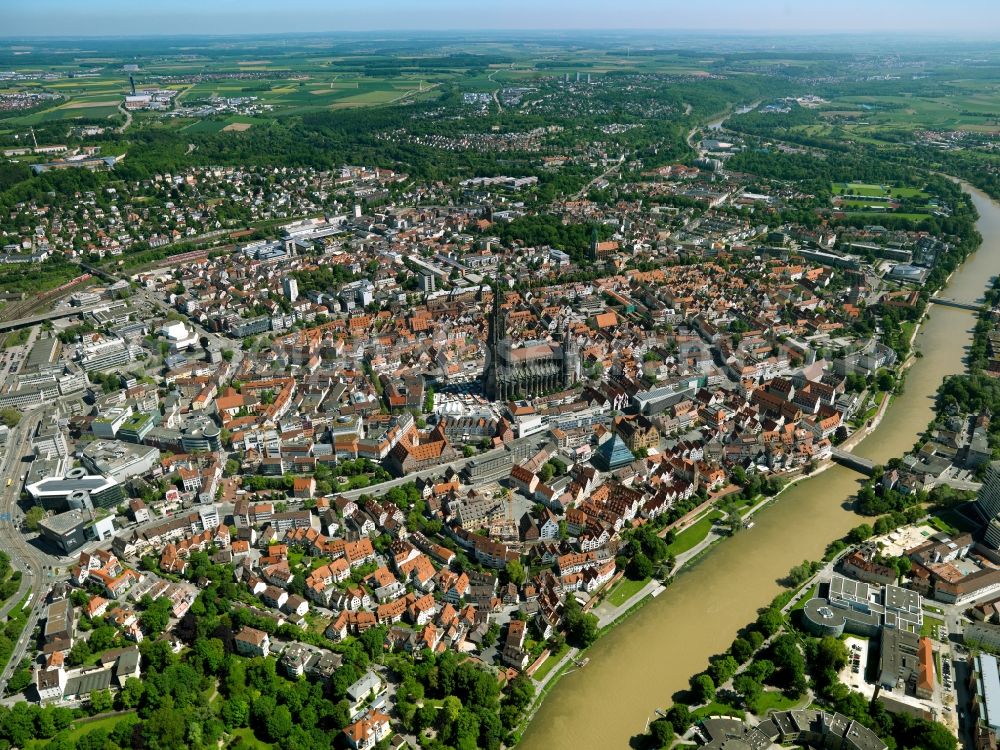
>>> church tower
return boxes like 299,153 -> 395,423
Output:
562,317 -> 581,388
483,281 -> 505,400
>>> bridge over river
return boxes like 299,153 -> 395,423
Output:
930,296 -> 983,312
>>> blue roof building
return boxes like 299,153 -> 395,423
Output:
592,434 -> 635,472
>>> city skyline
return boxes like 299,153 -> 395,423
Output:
3,0 -> 1000,38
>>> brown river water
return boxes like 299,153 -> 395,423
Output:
518,184 -> 1000,750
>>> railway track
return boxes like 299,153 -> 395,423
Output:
0,273 -> 91,325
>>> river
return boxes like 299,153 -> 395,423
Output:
518,184 -> 1000,750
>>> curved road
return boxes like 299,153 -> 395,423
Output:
0,411 -> 50,692
116,103 -> 133,134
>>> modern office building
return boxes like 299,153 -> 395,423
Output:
181,416 -> 222,453
698,710 -> 887,750
801,575 -> 922,638
78,339 -> 132,373
116,411 -> 158,444
26,469 -> 124,512
92,406 -> 134,439
81,440 -> 160,483
978,462 -> 1000,549
38,509 -> 117,554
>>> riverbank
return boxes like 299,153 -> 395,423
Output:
517,183 -> 999,750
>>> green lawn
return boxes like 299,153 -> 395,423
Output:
752,690 -> 802,714
25,712 -> 137,749
667,511 -> 723,556
606,576 -> 650,607
933,507 -> 981,534
690,701 -> 745,722
853,212 -> 933,222
833,182 -> 890,197
927,515 -> 958,535
792,585 -> 818,613
921,615 -> 944,638
531,642 -> 570,682
2,328 -> 30,349
229,727 -> 274,749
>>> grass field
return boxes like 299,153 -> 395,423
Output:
832,183 -> 929,199
927,514 -> 958,535
229,727 -> 273,750
690,701 -> 745,722
606,576 -> 650,607
791,585 -> 818,612
833,182 -> 890,197
752,689 -> 802,714
531,642 -> 570,682
667,510 -> 723,556
25,712 -> 137,749
921,615 -> 945,638
932,507 -> 981,534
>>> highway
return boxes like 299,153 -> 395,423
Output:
0,411 -> 51,693
0,303 -> 111,334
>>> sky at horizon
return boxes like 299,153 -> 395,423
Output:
3,0 -> 1000,38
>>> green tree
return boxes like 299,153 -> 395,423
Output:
563,596 -> 599,648
756,608 -> 784,637
0,408 -> 21,428
143,706 -> 186,750
734,673 -> 763,708
24,506 -> 46,532
193,637 -> 226,675
690,673 -> 715,704
117,677 -> 145,709
89,688 -> 113,714
846,523 -> 874,544
627,553 -> 654,580
140,597 -> 172,636
731,637 -> 754,664
649,718 -> 674,748
505,559 -> 526,587
665,703 -> 692,732
264,705 -> 293,742
709,655 -> 739,686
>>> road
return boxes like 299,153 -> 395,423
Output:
571,156 -> 626,201
488,71 -> 503,113
0,303 -> 112,334
0,411 -> 50,693
337,433 -> 552,501
116,103 -> 133,134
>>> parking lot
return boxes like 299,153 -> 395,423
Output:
841,636 -> 871,690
